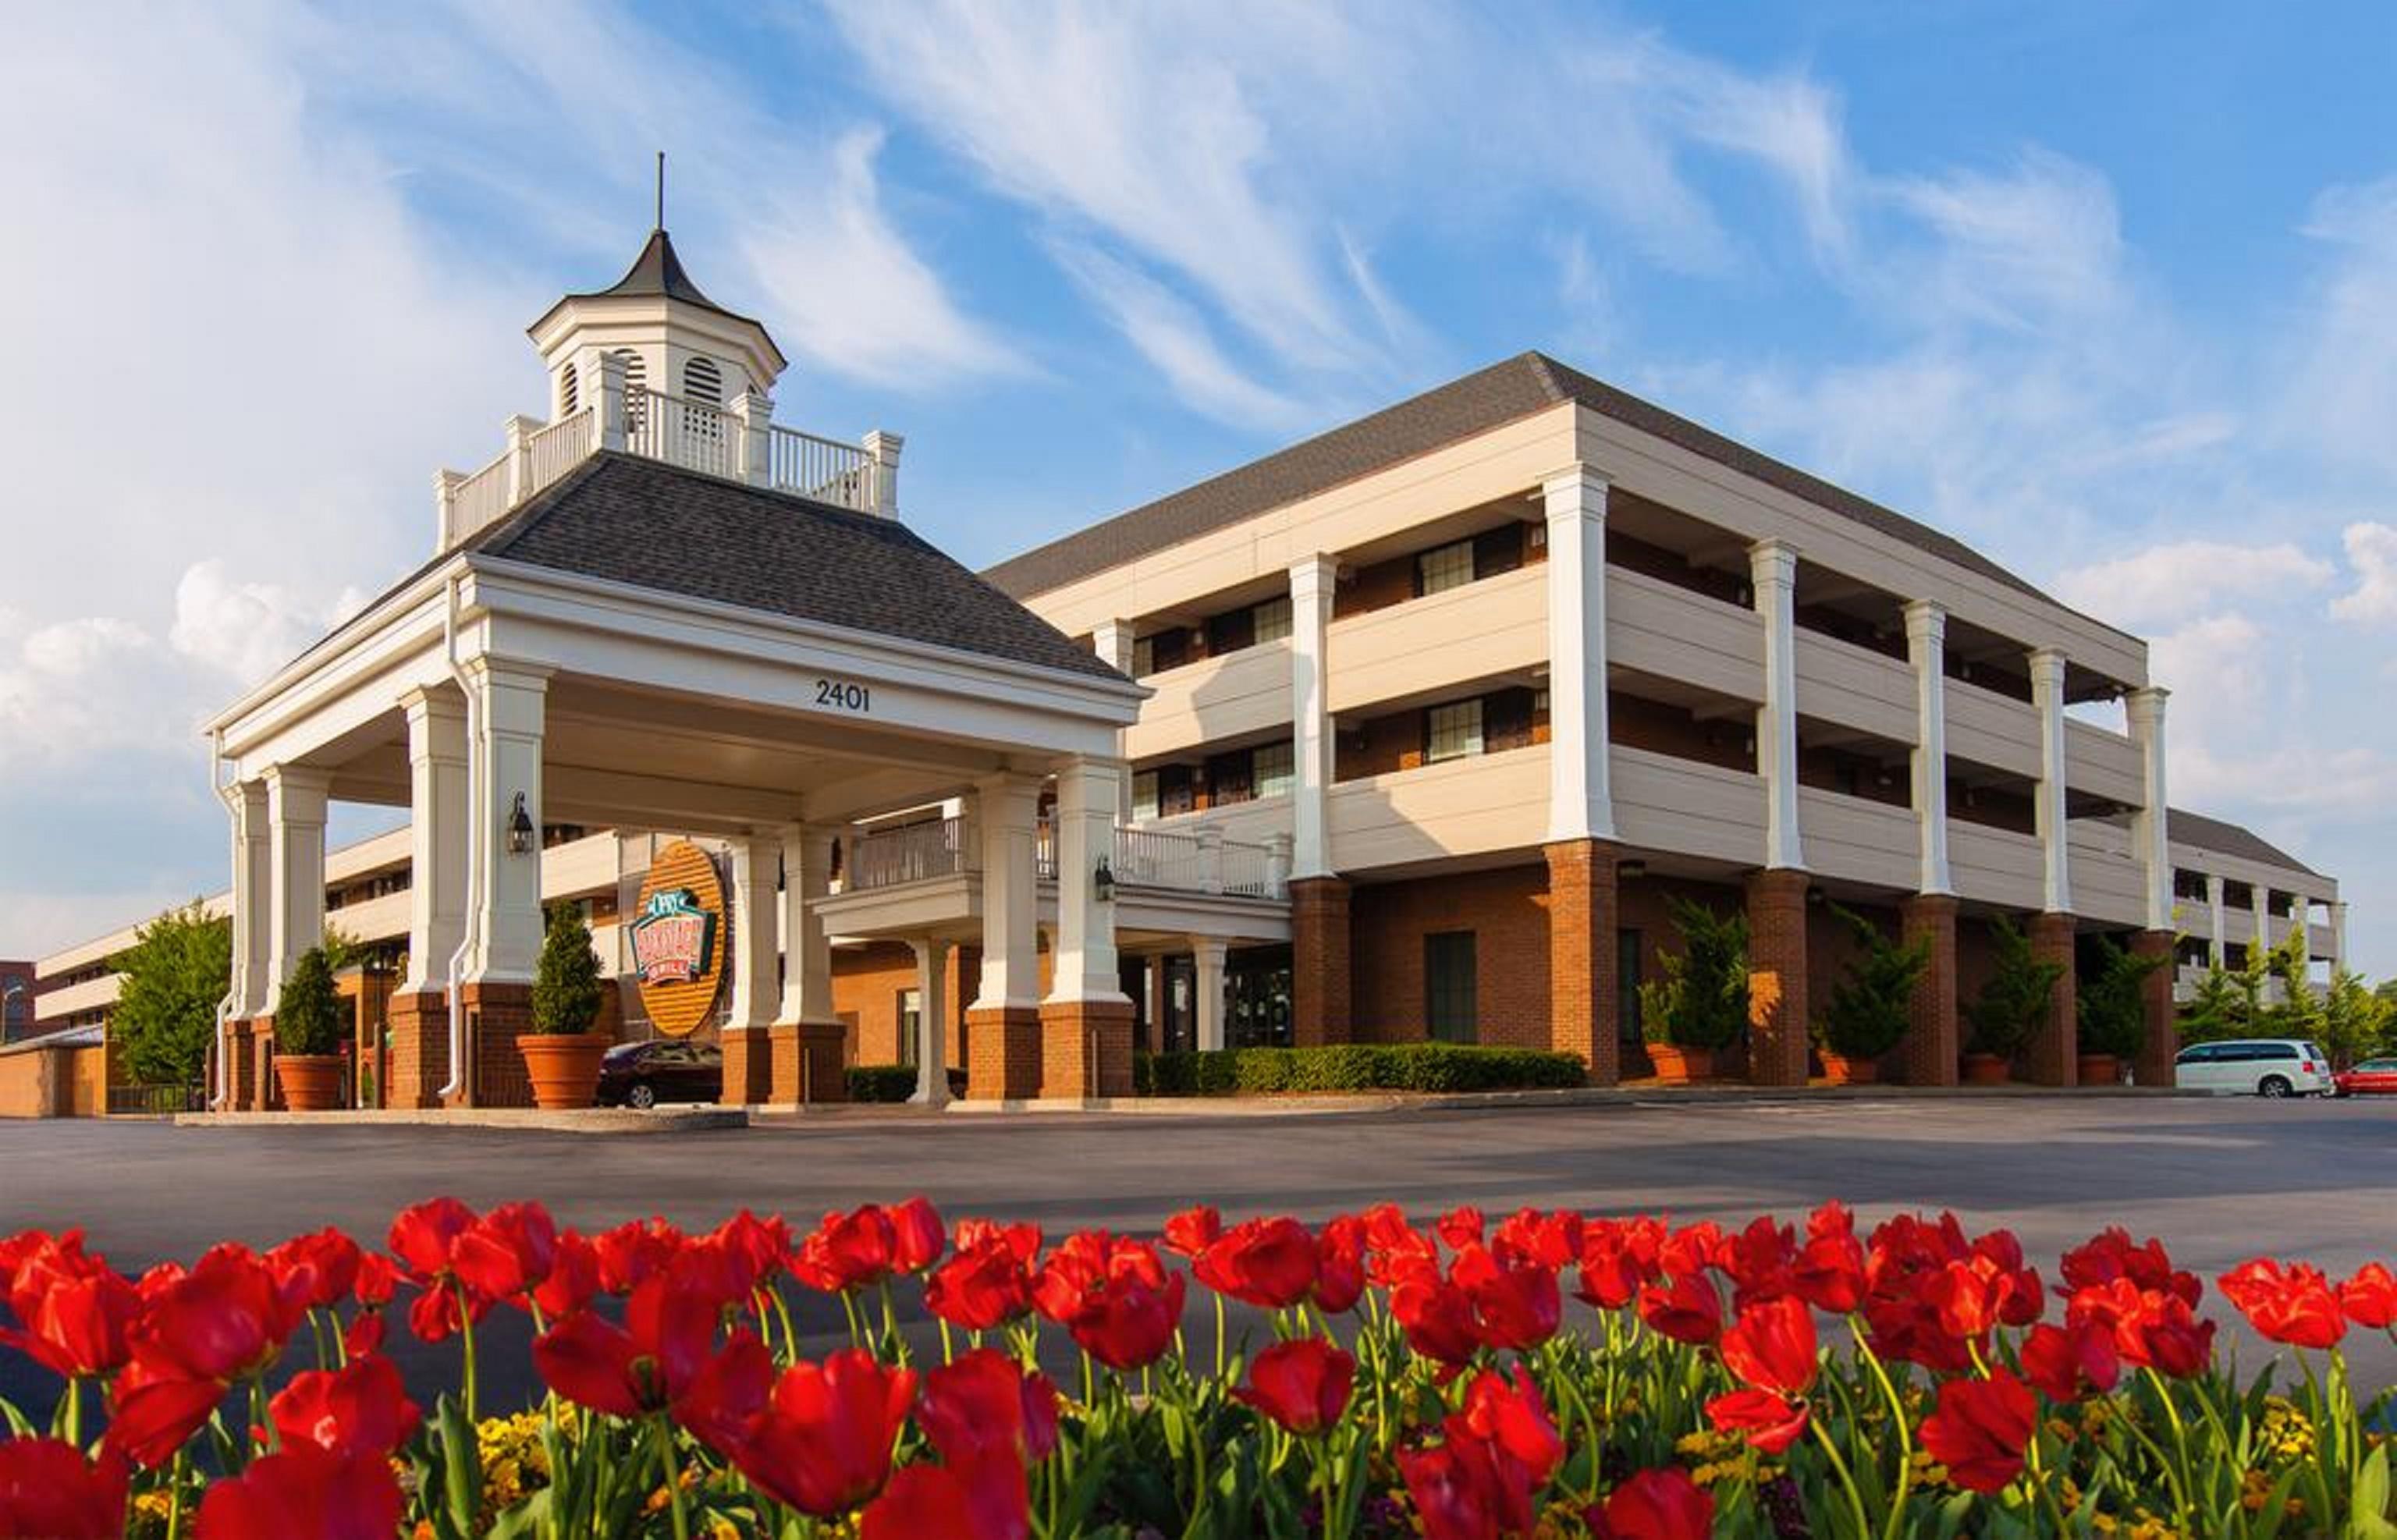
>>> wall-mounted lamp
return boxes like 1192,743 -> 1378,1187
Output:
506,792 -> 535,856
1617,859 -> 1648,881
1093,856 -> 1117,903
1806,885 -> 1827,906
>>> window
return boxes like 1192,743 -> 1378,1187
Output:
1253,740 -> 1294,800
684,356 -> 724,406
897,988 -> 922,1068
1131,771 -> 1160,823
1425,932 -> 1478,1043
1131,636 -> 1156,677
1426,700 -> 1484,764
1417,540 -> 1475,596
1252,595 -> 1292,644
1618,929 -> 1643,1044
558,362 -> 580,416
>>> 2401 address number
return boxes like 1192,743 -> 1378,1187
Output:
814,678 -> 871,712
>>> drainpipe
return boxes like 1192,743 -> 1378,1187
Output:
439,574 -> 483,1104
208,728 -> 239,1109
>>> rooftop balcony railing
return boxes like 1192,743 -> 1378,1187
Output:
840,816 -> 1291,900
435,360 -> 901,551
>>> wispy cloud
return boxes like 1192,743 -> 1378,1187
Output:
1049,243 -> 1309,432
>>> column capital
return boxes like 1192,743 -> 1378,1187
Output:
1902,597 -> 1946,640
1287,552 -> 1341,596
1540,463 -> 1610,507
2124,684 -> 2169,722
2026,645 -> 2069,682
398,683 -> 467,722
1748,538 -> 1799,587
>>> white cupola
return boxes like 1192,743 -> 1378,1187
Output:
525,225 -> 788,427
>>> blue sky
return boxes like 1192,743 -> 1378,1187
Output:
2,2 -> 2392,973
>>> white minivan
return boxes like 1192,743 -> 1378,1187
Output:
2172,1038 -> 2335,1098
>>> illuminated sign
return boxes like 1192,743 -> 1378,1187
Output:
630,889 -> 716,985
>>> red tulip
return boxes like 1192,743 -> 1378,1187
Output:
1233,1338 -> 1355,1435
1361,1203 -> 1439,1286
0,1437 -> 128,1540
449,1201 -> 558,1307
1313,1215 -> 1369,1315
2061,1226 -> 2200,1307
2339,1261 -> 2397,1329
859,1455 -> 1031,1540
2220,1258 -> 2346,1350
1790,1219 -> 1866,1315
1391,1272 -> 1481,1368
105,1244 -> 307,1466
533,1270 -> 768,1443
1576,1218 -> 1664,1311
917,1348 -> 1060,1466
1067,1265 -> 1184,1371
1458,1366 -> 1564,1488
710,1209 -> 793,1288
268,1354 -> 421,1457
1491,1208 -> 1582,1271
1195,1216 -> 1319,1310
1705,1386 -> 1809,1453
193,1442 -> 401,1540
890,1198 -> 948,1275
2019,1320 -> 2120,1403
264,1227 -> 362,1313
1436,1206 -> 1486,1251
927,1240 -> 1035,1330
1452,1245 -> 1562,1352
1919,1371 -> 2035,1494
730,1348 -> 916,1516
101,1367 -> 229,1468
593,1216 -> 684,1294
1717,1215 -> 1798,1307
1720,1295 -> 1817,1396
533,1230 -> 602,1320
794,1205 -> 909,1293
0,1251 -> 139,1380
387,1197 -> 475,1282
1161,1205 -> 1222,1258
1398,1439 -> 1509,1540
1588,1467 -> 1715,1540
1636,1272 -> 1722,1346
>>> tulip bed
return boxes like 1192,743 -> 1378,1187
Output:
3,1198 -> 2396,1538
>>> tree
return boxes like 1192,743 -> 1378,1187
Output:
1637,898 -> 1749,1050
2077,934 -> 2169,1059
1814,905 -> 1930,1060
111,901 -> 231,1087
2317,969 -> 2394,1069
272,946 -> 343,1057
530,903 -> 606,1035
1966,917 -> 2065,1059
2179,963 -> 2251,1044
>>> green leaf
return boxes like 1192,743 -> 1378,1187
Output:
436,1394 -> 481,1540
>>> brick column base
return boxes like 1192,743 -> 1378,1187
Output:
768,1023 -> 848,1105
249,1016 -> 282,1111
1898,895 -> 1960,1086
2024,913 -> 2079,1087
2131,929 -> 2176,1087
457,981 -> 535,1109
226,1020 -> 257,1112
964,1006 -> 1042,1100
1543,839 -> 1620,1085
1745,871 -> 1811,1086
385,989 -> 449,1109
1290,876 -> 1352,1048
1039,998 -> 1136,1099
719,1025 -> 772,1105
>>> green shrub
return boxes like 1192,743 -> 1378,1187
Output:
846,1065 -> 919,1103
1967,916 -> 2066,1057
1135,1042 -> 1587,1097
1639,897 -> 1749,1049
2078,934 -> 2168,1058
272,946 -> 343,1057
1814,905 -> 1930,1059
530,904 -> 605,1036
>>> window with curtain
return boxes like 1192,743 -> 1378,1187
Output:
1426,699 -> 1484,763
1252,595 -> 1293,644
1416,540 -> 1475,596
1252,740 -> 1294,799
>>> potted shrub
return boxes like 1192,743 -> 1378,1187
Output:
272,945 -> 345,1112
1637,898 -> 1749,1084
520,903 -> 609,1110
1813,905 -> 1930,1085
2077,934 -> 2168,1084
1962,917 -> 2065,1084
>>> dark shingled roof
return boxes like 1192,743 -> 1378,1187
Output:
467,453 -> 1129,684
2165,807 -> 2326,880
574,229 -> 742,319
983,351 -> 2057,606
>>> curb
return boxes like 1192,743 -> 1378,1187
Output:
173,1107 -> 751,1134
935,1084 -> 2209,1118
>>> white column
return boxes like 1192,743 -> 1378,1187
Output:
2208,875 -> 2227,966
969,775 -> 1043,1012
1289,555 -> 1338,879
1092,619 -> 1136,826
2028,647 -> 2072,914
776,825 -> 840,1025
1904,600 -> 1951,894
1543,465 -> 1616,843
2252,882 -> 2272,959
399,687 -> 468,994
863,430 -> 904,516
1191,936 -> 1229,1052
2330,900 -> 2349,970
732,389 -> 775,487
592,349 -> 627,452
228,781 -> 270,1016
2125,687 -> 2172,932
909,938 -> 950,1105
467,660 -> 549,982
726,834 -> 780,1029
1047,757 -> 1129,1006
262,765 -> 330,1013
433,470 -> 467,552
1750,540 -> 1805,871
503,414 -> 541,506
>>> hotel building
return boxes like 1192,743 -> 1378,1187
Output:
9,231 -> 2351,1114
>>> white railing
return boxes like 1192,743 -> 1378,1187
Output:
846,817 -> 976,892
526,408 -> 595,496
1110,826 -> 1283,897
770,426 -> 875,513
628,388 -> 734,480
447,451 -> 513,545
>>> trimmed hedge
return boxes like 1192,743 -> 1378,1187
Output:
1134,1041 -> 1587,1097
845,1066 -> 919,1103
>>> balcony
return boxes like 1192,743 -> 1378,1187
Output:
1326,566 -> 1547,716
31,974 -> 120,1024
1124,640 -> 1291,762
1948,821 -> 2044,911
2065,719 -> 2145,808
1944,677 -> 2041,781
438,382 -> 896,551
1797,787 -> 1918,891
1794,630 -> 1916,748
1610,744 -> 1767,865
1328,743 -> 1550,871
1607,567 -> 1763,702
840,816 -> 1287,900
2066,822 -> 2147,928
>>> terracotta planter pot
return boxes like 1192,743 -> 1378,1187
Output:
274,1054 -> 344,1112
1962,1052 -> 2012,1086
1818,1051 -> 1878,1086
2077,1053 -> 2121,1086
519,1032 -> 609,1110
1644,1044 -> 1713,1084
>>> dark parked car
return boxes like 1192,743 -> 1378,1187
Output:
596,1039 -> 722,1108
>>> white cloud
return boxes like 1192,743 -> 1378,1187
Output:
2054,541 -> 2335,633
1881,151 -> 2126,333
2331,523 -> 2397,625
2282,179 -> 2397,477
1050,244 -> 1308,432
169,562 -> 368,690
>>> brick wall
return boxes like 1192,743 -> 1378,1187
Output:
1291,878 -> 1351,1047
461,982 -> 536,1109
1543,839 -> 1618,1083
1608,694 -> 1756,773
1898,895 -> 1960,1086
1350,864 -> 1550,1047
2024,913 -> 2079,1086
2131,929 -> 2176,1088
1744,870 -> 1810,1086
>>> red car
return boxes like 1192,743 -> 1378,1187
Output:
2332,1058 -> 2397,1096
